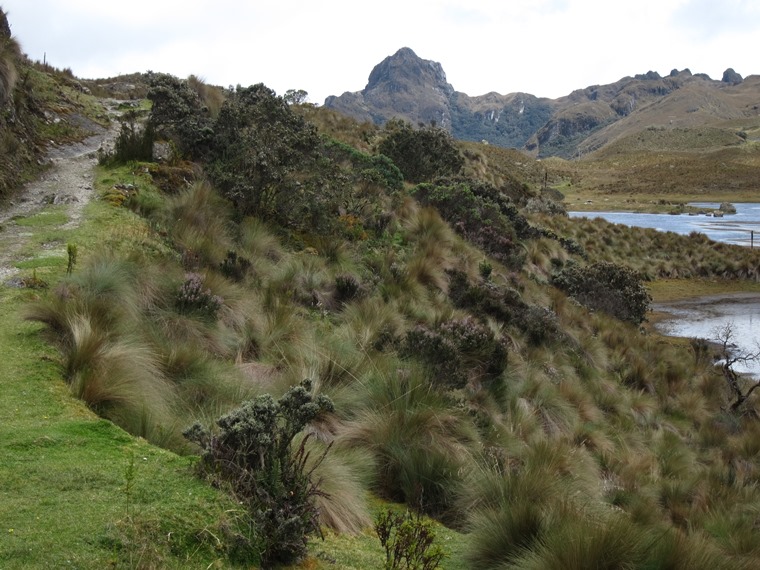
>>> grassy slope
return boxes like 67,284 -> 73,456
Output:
0,198 -> 237,569
0,158 -> 468,569
5,78 -> 760,570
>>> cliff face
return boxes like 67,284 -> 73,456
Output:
324,48 -> 756,158
325,47 -> 455,127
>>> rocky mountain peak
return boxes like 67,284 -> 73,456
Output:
365,47 -> 454,98
324,47 -> 456,128
722,68 -> 743,85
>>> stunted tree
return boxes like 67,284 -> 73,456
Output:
283,88 -> 309,105
552,261 -> 651,325
208,83 -> 347,232
209,84 -> 317,215
147,73 -> 214,159
713,322 -> 760,414
378,119 -> 464,183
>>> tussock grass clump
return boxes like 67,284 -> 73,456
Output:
162,181 -> 234,268
305,439 -> 373,534
507,509 -> 650,570
27,300 -> 176,444
460,460 -> 587,568
340,370 -> 480,520
187,74 -> 226,118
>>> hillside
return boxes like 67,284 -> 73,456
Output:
5,9 -> 760,570
324,47 -> 760,161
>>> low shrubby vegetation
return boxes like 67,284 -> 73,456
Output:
9,60 -> 760,569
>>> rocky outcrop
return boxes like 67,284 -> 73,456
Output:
722,68 -> 743,85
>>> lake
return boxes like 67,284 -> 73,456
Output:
569,202 -> 760,247
653,294 -> 760,378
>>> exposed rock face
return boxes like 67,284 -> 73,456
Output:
325,47 -> 455,127
722,68 -> 743,85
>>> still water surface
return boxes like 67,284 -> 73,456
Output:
653,294 -> 760,378
569,202 -> 760,247
570,203 -> 760,376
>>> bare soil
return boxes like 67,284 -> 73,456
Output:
0,101 -> 122,284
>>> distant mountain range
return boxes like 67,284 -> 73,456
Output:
324,48 -> 760,158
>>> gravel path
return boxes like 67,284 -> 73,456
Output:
0,101 -> 122,283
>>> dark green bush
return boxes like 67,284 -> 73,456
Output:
378,120 -> 464,183
413,181 -> 521,267
402,325 -> 465,389
552,261 -> 651,324
334,273 -> 362,303
209,84 -> 320,222
324,139 -> 403,192
401,317 -> 507,388
147,73 -> 214,159
219,250 -> 251,282
439,317 -> 507,377
447,269 -> 562,346
184,380 -> 334,567
99,118 -> 154,165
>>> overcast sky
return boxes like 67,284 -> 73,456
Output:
2,0 -> 758,104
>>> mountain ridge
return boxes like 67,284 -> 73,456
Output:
324,47 -> 758,158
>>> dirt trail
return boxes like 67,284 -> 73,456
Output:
0,100 -> 123,284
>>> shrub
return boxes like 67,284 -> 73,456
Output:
447,269 -> 562,345
335,273 -> 362,303
99,116 -> 155,165
439,317 -> 508,378
219,250 -> 251,282
375,508 -> 446,570
175,272 -> 223,317
184,380 -> 334,567
552,261 -> 651,324
147,73 -> 214,159
413,181 -> 520,267
378,120 -> 464,183
402,325 -> 465,389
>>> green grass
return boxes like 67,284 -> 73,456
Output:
13,208 -> 69,227
0,180 -> 240,567
0,286 -> 237,568
15,254 -> 66,270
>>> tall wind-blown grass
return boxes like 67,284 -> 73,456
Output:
162,181 -> 233,267
304,437 -> 374,534
339,370 -> 480,520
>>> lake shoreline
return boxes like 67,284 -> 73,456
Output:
650,291 -> 760,378
569,202 -> 760,248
